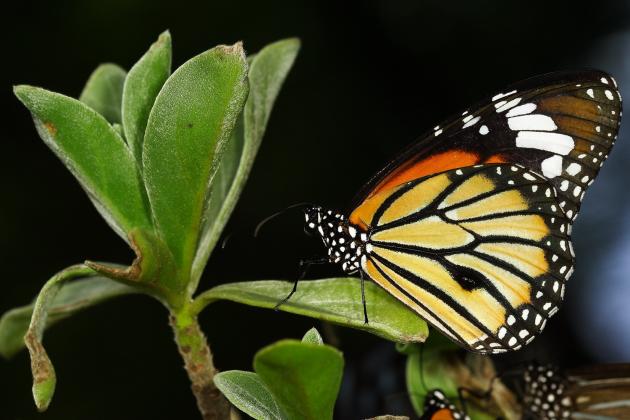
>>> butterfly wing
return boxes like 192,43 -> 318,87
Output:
420,390 -> 470,420
350,70 -> 621,229
566,364 -> 630,418
522,363 -> 573,419
360,164 -> 572,353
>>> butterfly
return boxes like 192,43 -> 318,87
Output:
419,389 -> 470,420
521,362 -> 630,419
291,70 -> 622,353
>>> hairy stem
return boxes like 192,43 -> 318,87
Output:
170,309 -> 230,420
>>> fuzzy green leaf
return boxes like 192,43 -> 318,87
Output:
14,86 -> 154,242
254,340 -> 343,420
79,63 -> 126,124
193,278 -> 428,344
122,31 -> 172,164
301,327 -> 323,345
190,38 -> 300,289
0,275 -> 138,359
143,43 -> 248,287
214,370 -> 287,420
16,265 -> 104,411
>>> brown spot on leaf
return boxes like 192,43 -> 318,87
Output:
187,122 -> 193,128
25,330 -> 54,383
43,122 -> 57,136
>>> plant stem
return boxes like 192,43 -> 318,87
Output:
170,308 -> 230,420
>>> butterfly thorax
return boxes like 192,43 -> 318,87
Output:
304,206 -> 369,273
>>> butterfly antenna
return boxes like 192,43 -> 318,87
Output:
253,202 -> 314,238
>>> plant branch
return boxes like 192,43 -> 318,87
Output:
170,309 -> 230,420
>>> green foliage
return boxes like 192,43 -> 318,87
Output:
143,43 -> 249,284
3,30 -> 436,418
214,371 -> 286,420
399,337 -> 502,420
79,63 -> 126,124
191,38 -> 300,289
19,266 -> 108,411
301,327 -> 324,345
255,339 -> 344,420
215,329 -> 343,420
14,85 -> 153,241
122,30 -> 172,163
0,275 -> 137,359
193,278 -> 428,344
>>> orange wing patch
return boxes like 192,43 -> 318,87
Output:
431,408 -> 457,420
371,150 -> 480,196
350,150 -> 507,230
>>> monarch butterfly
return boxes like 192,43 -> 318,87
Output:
521,362 -> 630,419
419,389 -> 470,420
287,70 -> 622,354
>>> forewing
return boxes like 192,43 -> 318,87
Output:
360,164 -> 573,354
350,70 -> 621,226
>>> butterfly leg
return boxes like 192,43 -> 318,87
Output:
274,256 -> 328,310
359,270 -> 369,324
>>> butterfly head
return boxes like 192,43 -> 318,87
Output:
304,206 -> 367,273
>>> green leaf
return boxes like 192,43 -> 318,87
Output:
122,31 -> 172,164
0,275 -> 138,359
191,38 -> 300,288
301,327 -> 323,345
405,351 -> 426,416
79,63 -> 126,124
254,340 -> 343,420
192,278 -> 428,344
403,338 -> 501,420
17,265 -> 107,411
214,370 -> 287,420
143,43 -> 248,286
14,86 -> 154,242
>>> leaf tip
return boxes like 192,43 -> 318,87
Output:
156,30 -> 172,48
25,330 -> 57,411
33,374 -> 56,412
285,37 -> 302,49
302,327 -> 324,345
217,41 -> 246,61
13,84 -> 34,101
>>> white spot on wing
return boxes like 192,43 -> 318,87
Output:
565,162 -> 581,176
508,114 -> 558,131
479,125 -> 489,135
462,115 -> 480,128
515,132 -> 575,155
587,88 -> 595,98
541,155 -> 563,178
496,97 -> 522,113
505,103 -> 537,117
492,89 -> 517,101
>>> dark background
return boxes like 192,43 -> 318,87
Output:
2,1 -> 630,419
